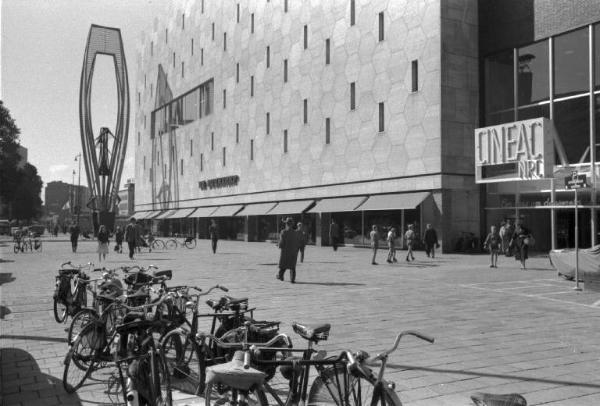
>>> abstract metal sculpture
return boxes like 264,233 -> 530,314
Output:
79,25 -> 129,231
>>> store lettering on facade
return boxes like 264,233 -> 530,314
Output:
474,117 -> 555,183
199,175 -> 240,190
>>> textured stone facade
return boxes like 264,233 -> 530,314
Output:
134,0 -> 481,245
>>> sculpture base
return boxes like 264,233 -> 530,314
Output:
93,211 -> 116,234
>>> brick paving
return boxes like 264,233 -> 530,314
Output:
1,236 -> 600,405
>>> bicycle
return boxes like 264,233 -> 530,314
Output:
165,234 -> 197,249
53,261 -> 92,323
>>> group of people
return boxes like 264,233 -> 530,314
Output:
277,218 -> 310,283
368,223 -> 439,265
483,218 -> 533,269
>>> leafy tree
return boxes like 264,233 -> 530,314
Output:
12,163 -> 43,220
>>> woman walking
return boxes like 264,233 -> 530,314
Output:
97,225 -> 110,263
510,221 -> 532,270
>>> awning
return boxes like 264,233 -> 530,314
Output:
145,211 -> 165,220
308,196 -> 368,213
136,211 -> 161,220
133,211 -> 152,219
356,192 -> 431,211
169,208 -> 197,219
189,207 -> 218,218
236,203 -> 277,216
154,209 -> 178,219
267,200 -> 315,215
209,205 -> 244,217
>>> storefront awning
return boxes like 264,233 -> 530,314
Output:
137,211 -> 161,220
189,207 -> 218,218
133,211 -> 152,219
355,192 -> 431,211
267,200 -> 315,215
308,196 -> 368,213
169,208 -> 197,219
236,203 -> 278,216
154,209 -> 178,220
209,205 -> 244,217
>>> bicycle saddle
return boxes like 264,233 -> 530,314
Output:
292,322 -> 331,342
471,392 -> 527,406
205,350 -> 266,391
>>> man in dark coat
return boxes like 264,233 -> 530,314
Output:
423,223 -> 439,258
124,217 -> 140,260
277,217 -> 300,283
329,219 -> 339,251
69,223 -> 80,253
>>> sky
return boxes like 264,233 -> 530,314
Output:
1,0 -> 166,202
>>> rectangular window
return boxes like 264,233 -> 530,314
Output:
138,92 -> 141,106
181,61 -> 184,77
223,89 -> 226,109
236,123 -> 239,143
284,0 -> 288,13
149,167 -> 153,181
304,25 -> 308,49
151,41 -> 153,56
378,102 -> 384,132
284,59 -> 288,82
266,46 -> 270,68
223,147 -> 226,167
201,48 -> 204,65
250,139 -> 254,160
144,115 -> 147,129
325,118 -> 331,144
211,132 -> 214,150
266,112 -> 270,134
303,99 -> 308,124
138,132 -> 140,145
180,159 -> 183,175
350,82 -> 356,110
251,76 -> 254,96
200,153 -> 204,171
144,74 -> 147,88
144,156 -> 146,170
411,60 -> 418,92
251,14 -> 255,33
283,130 -> 288,153
165,28 -> 168,44
236,63 -> 240,82
191,38 -> 194,55
325,39 -> 330,65
378,12 -> 384,41
190,139 -> 193,156
237,3 -> 240,22
173,52 -> 176,67
350,0 -> 355,26
151,83 -> 153,97
518,40 -> 549,105
224,32 -> 227,51
201,0 -> 204,13
212,23 -> 215,40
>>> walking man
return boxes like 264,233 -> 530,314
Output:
209,220 -> 219,254
277,217 -> 300,283
386,227 -> 397,263
370,225 -> 380,265
69,222 -> 80,253
296,222 -> 308,263
124,217 -> 139,260
404,224 -> 416,262
499,219 -> 514,255
329,219 -> 339,251
423,224 -> 439,258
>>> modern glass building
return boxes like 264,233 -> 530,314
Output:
134,0 -> 599,251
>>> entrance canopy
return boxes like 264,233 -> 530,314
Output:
308,196 -> 368,213
356,192 -> 430,211
190,207 -> 218,218
169,208 -> 197,219
210,205 -> 244,217
268,200 -> 315,215
236,202 -> 277,216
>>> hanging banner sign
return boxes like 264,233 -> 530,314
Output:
474,117 -> 555,183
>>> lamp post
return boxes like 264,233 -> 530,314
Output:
75,153 -> 82,223
71,170 -> 75,218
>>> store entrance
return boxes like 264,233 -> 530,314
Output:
556,209 -> 591,249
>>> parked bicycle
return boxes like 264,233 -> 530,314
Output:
165,234 -> 197,249
53,261 -> 93,323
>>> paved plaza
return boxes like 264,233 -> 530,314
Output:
1,237 -> 600,405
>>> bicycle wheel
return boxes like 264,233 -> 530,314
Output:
68,308 -> 98,345
166,239 -> 178,250
205,382 -> 268,406
150,350 -> 172,406
63,348 -> 94,393
53,297 -> 68,323
307,366 -> 401,406
152,239 -> 166,251
63,323 -> 101,391
184,238 -> 197,249
161,331 -> 204,396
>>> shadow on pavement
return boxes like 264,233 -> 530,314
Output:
387,363 -> 600,389
293,281 -> 365,286
0,334 -> 68,344
0,272 -> 16,285
0,306 -> 11,319
258,263 -> 279,266
0,348 -> 81,404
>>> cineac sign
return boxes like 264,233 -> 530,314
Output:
474,117 -> 555,183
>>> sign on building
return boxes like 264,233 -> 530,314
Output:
474,117 -> 555,183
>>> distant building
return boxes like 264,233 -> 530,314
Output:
117,180 -> 135,217
45,181 -> 90,217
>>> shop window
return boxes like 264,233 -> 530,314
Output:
303,99 -> 308,124
304,25 -> 308,49
284,130 -> 288,153
350,0 -> 355,26
325,118 -> 331,144
350,82 -> 356,110
554,96 -> 590,164
518,39 -> 549,105
267,46 -> 270,68
411,60 -> 418,92
378,12 -> 384,41
378,103 -> 385,132
325,39 -> 330,65
554,28 -> 589,98
284,59 -> 288,82
484,50 -> 514,125
266,112 -> 270,134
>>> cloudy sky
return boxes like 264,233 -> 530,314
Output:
1,0 -> 165,201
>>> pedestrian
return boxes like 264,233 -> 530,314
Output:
124,217 -> 139,260
97,224 -> 109,263
115,226 -> 124,253
483,225 -> 501,268
386,227 -> 397,263
277,217 -> 300,283
404,224 -> 416,262
209,220 -> 219,254
69,222 -> 80,253
499,219 -> 514,256
369,225 -> 380,265
53,224 -> 59,237
329,219 -> 339,251
296,222 -> 308,263
510,221 -> 533,270
423,224 -> 439,258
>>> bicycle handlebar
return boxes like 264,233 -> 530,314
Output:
115,292 -> 175,312
366,330 -> 434,364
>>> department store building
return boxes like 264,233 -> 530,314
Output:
134,0 -> 600,251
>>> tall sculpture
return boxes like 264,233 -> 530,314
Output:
79,25 -> 130,231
